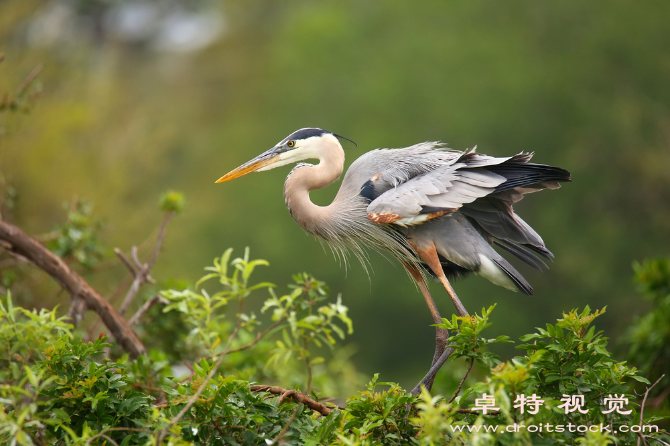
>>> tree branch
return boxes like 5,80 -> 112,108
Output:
87,212 -> 174,340
118,212 -> 173,316
147,211 -> 174,270
223,316 -> 287,356
250,385 -> 333,416
117,249 -> 147,317
128,294 -> 167,327
0,219 -> 146,358
447,359 -> 474,404
637,374 -> 665,446
67,296 -> 87,325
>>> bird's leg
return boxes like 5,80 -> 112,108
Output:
438,275 -> 469,317
403,263 -> 449,393
410,345 -> 456,395
411,242 -> 469,317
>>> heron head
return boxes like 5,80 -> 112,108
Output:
215,128 -> 355,183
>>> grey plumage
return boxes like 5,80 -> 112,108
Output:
218,129 -> 570,294
216,127 -> 570,392
341,144 -> 568,294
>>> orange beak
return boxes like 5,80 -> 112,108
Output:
215,149 -> 280,183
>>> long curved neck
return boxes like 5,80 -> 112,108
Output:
283,141 -> 345,237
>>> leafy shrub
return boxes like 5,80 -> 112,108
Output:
626,258 -> 670,390
1,251 -> 668,445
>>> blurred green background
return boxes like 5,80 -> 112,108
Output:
1,0 -> 669,389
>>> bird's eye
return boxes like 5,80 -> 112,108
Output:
287,141 -> 295,148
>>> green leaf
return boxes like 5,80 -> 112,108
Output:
631,375 -> 651,384
52,408 -> 71,423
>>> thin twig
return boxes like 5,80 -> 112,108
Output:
637,374 -> 665,446
250,385 -> 333,416
118,212 -> 173,316
155,318 -> 243,445
16,65 -> 43,94
128,295 -> 168,327
84,427 -> 151,445
100,435 -> 119,446
304,337 -> 313,392
270,403 -> 302,445
208,315 -> 288,358
117,247 -> 147,317
67,296 -> 87,325
448,359 -> 474,404
114,248 -> 137,276
148,211 -> 174,270
119,271 -> 145,316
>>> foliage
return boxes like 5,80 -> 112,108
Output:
333,374 -> 418,445
2,1 -> 670,387
161,247 -> 273,354
437,304 -> 513,367
514,306 -> 646,414
159,249 -> 355,392
44,200 -> 106,269
625,257 -> 670,425
3,264 -> 669,445
0,55 -> 42,117
160,361 -> 336,445
39,335 -> 155,445
2,5 -> 670,442
0,293 -> 72,384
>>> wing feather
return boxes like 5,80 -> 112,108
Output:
366,156 -> 507,226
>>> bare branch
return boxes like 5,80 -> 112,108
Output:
67,296 -> 87,325
128,295 -> 167,327
131,246 -> 142,269
447,359 -> 475,404
250,385 -> 333,416
119,270 -> 145,316
0,219 -> 146,358
16,64 -> 43,94
118,212 -> 173,316
148,211 -> 174,270
114,248 -> 137,276
223,316 -> 287,356
84,427 -> 151,446
637,374 -> 665,446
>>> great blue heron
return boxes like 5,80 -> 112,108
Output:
216,128 -> 570,393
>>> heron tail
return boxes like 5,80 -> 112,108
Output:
477,254 -> 534,296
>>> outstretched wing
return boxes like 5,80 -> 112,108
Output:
363,149 -> 571,269
366,151 -> 524,226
